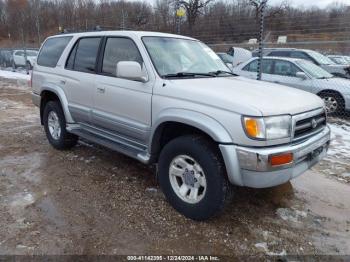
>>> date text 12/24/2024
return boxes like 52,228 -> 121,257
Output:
127,256 -> 220,261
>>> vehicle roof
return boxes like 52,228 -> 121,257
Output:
251,56 -> 305,63
254,48 -> 314,53
48,30 -> 196,41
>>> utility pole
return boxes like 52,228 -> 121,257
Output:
121,9 -> 127,30
257,0 -> 268,81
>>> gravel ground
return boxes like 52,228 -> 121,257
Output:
0,77 -> 349,258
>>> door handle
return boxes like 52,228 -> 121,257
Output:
274,81 -> 280,84
97,87 -> 105,93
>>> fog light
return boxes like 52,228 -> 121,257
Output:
269,153 -> 293,167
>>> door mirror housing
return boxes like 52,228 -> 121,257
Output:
296,72 -> 308,80
116,61 -> 147,82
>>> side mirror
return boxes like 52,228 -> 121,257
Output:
296,72 -> 307,80
116,61 -> 147,82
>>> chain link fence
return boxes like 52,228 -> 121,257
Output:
0,1 -> 349,182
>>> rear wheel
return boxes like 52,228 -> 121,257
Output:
43,101 -> 78,150
158,135 -> 232,221
319,92 -> 345,115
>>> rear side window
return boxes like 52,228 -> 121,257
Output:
37,36 -> 72,67
243,59 -> 273,73
66,37 -> 101,73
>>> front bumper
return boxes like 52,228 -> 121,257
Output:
220,126 -> 331,188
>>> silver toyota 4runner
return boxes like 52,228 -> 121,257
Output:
32,31 -> 331,220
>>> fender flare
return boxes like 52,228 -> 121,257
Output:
149,108 -> 233,153
40,84 -> 74,123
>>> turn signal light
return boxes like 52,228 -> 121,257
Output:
269,153 -> 293,166
245,118 -> 260,138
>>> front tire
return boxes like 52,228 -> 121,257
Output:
158,135 -> 232,221
43,101 -> 78,150
319,92 -> 345,116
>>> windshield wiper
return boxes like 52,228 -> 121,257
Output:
163,72 -> 216,78
209,70 -> 238,76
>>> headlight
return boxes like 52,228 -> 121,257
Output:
243,115 -> 291,140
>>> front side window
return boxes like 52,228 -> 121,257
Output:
274,60 -> 301,77
142,37 -> 228,77
37,36 -> 72,67
102,37 -> 143,76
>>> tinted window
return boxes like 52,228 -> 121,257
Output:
37,36 -> 72,67
66,43 -> 78,70
73,38 -> 101,73
274,60 -> 301,77
102,37 -> 143,76
290,51 -> 313,61
268,51 -> 291,57
243,59 -> 273,73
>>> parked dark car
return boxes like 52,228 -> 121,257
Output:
0,49 -> 14,68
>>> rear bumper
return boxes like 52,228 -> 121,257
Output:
220,126 -> 331,188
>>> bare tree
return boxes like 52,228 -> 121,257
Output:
179,0 -> 214,33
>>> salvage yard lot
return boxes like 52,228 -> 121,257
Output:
0,76 -> 349,257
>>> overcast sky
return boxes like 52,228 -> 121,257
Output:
269,0 -> 350,8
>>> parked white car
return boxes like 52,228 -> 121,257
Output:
233,57 -> 350,114
227,47 -> 252,67
12,49 -> 38,69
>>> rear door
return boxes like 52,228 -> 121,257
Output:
63,37 -> 102,124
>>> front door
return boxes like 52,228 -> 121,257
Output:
93,37 -> 153,145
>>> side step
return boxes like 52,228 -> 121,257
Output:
68,127 -> 150,164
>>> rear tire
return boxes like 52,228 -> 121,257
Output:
158,135 -> 232,221
43,101 -> 78,150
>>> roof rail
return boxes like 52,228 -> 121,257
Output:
59,25 -> 134,34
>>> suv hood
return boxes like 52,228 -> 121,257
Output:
161,76 -> 324,116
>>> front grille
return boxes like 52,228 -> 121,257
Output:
294,111 -> 326,139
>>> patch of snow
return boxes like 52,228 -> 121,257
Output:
326,123 -> 350,159
276,208 -> 307,223
0,69 -> 30,81
254,242 -> 287,256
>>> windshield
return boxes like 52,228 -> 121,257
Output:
307,50 -> 335,65
142,37 -> 229,77
297,60 -> 333,79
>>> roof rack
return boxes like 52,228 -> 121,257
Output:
59,25 -> 134,34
